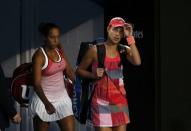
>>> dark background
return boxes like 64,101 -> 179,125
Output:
105,0 -> 191,131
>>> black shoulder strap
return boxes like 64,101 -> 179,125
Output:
76,41 -> 96,66
96,44 -> 106,68
88,44 -> 105,105
85,44 -> 106,123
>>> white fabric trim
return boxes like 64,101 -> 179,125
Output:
55,48 -> 62,62
40,47 -> 48,70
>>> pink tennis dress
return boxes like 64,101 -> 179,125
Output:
91,51 -> 130,127
30,47 -> 73,122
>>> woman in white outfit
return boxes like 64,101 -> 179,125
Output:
30,23 -> 75,131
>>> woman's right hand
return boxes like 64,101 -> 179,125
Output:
45,102 -> 56,114
96,68 -> 105,78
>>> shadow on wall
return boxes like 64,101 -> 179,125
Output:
38,0 -> 103,35
0,0 -> 104,78
0,0 -> 104,65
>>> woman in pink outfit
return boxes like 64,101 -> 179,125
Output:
30,23 -> 75,131
76,17 -> 141,131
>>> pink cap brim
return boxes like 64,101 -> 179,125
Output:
112,24 -> 125,27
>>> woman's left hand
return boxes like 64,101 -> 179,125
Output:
124,23 -> 133,37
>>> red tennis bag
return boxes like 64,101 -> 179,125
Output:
11,62 -> 73,107
11,63 -> 33,107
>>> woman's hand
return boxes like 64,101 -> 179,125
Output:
124,23 -> 133,37
96,68 -> 105,78
12,112 -> 21,124
45,102 -> 56,114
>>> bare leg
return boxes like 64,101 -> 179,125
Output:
33,115 -> 50,131
57,115 -> 75,131
113,125 -> 127,131
95,127 -> 112,131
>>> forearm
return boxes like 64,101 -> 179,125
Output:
129,43 -> 141,65
76,68 -> 97,79
126,36 -> 141,65
33,84 -> 49,105
66,67 -> 75,82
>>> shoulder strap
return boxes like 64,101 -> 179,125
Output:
87,44 -> 106,114
40,47 -> 48,70
96,44 -> 106,68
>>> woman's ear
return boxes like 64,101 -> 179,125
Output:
107,25 -> 111,32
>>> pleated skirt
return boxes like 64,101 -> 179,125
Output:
30,93 -> 73,122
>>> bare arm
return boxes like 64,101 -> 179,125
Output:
32,49 -> 55,114
76,46 -> 98,79
57,43 -> 75,82
62,51 -> 75,82
123,24 -> 141,66
126,43 -> 141,66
